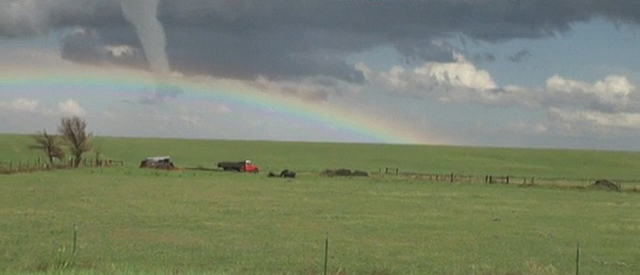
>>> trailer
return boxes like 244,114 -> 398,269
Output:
217,160 -> 259,172
139,156 -> 175,169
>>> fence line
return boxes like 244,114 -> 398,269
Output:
373,168 -> 640,188
0,157 -> 124,174
3,160 -> 638,189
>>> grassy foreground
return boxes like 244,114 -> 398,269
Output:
1,168 -> 639,275
1,135 -> 640,274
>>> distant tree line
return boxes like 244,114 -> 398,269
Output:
30,116 -> 93,168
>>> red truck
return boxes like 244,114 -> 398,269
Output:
217,160 -> 259,172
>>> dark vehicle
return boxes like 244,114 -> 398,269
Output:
139,156 -> 175,169
217,160 -> 259,172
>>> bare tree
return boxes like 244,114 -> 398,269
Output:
58,116 -> 93,167
29,129 -> 65,165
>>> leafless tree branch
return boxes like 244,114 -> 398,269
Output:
58,116 -> 93,167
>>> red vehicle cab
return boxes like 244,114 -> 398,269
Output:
217,160 -> 259,172
242,160 -> 259,172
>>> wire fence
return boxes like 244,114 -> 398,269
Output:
0,158 -> 124,174
377,167 -> 640,189
3,159 -> 640,190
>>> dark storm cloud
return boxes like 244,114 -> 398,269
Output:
165,27 -> 366,82
60,30 -> 103,64
394,40 -> 458,64
0,0 -> 122,37
4,0 -> 640,82
60,28 -> 147,69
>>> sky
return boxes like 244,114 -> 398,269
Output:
1,0 -> 640,150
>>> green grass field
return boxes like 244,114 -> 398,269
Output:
4,134 -> 640,180
1,134 -> 640,274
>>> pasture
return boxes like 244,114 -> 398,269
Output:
5,134 -> 640,181
1,134 -> 640,274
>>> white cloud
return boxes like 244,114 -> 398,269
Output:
0,98 -> 39,112
101,45 -> 137,58
379,53 -> 638,113
417,53 -> 497,91
376,52 -> 640,136
355,62 -> 372,81
545,74 -> 635,111
379,53 -> 529,105
0,98 -> 91,118
547,75 -> 633,97
252,76 -> 346,102
58,99 -> 86,116
548,108 -> 640,130
381,66 -> 407,89
536,74 -> 640,135
381,53 -> 497,92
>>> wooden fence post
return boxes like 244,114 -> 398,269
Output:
575,242 -> 580,275
450,173 -> 454,182
506,176 -> 510,184
323,232 -> 329,275
73,223 -> 78,256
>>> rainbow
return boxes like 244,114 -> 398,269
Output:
0,66 -> 439,144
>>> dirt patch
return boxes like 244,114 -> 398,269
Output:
320,169 -> 369,177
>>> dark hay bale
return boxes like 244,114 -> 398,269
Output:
268,172 -> 277,177
334,169 -> 352,176
321,169 -> 348,177
279,169 -> 290,177
320,169 -> 336,177
279,169 -> 296,178
320,169 -> 368,177
281,171 -> 296,178
593,179 -> 620,191
351,170 -> 369,177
